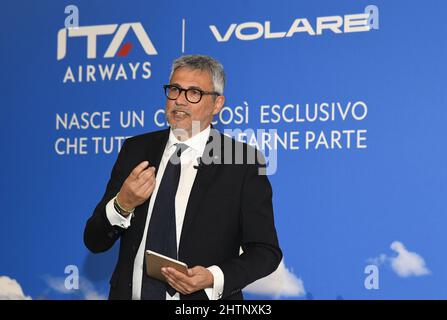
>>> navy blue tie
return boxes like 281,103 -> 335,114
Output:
141,143 -> 188,299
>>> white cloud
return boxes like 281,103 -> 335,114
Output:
45,276 -> 107,300
0,276 -> 32,300
389,241 -> 430,277
368,241 -> 430,278
367,253 -> 387,266
46,276 -> 72,294
243,259 -> 305,299
79,278 -> 107,300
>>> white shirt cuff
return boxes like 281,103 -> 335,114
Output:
204,265 -> 224,300
105,197 -> 132,229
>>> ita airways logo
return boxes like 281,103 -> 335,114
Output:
57,22 -> 157,60
57,22 -> 157,84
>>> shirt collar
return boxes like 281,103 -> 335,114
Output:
166,125 -> 211,156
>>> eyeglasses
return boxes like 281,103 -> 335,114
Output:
163,84 -> 220,104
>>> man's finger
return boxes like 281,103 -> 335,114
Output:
163,268 -> 190,287
187,267 -> 198,277
134,168 -> 155,189
142,181 -> 156,199
136,176 -> 155,195
137,166 -> 156,180
163,272 -> 188,294
166,267 -> 190,283
130,161 -> 149,178
167,279 -> 187,295
166,276 -> 186,293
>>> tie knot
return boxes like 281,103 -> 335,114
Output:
168,143 -> 188,165
175,143 -> 189,157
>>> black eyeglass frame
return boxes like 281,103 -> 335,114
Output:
163,84 -> 220,104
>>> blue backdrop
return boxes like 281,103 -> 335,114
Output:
1,0 -> 446,299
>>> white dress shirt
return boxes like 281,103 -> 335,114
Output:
105,125 -> 224,300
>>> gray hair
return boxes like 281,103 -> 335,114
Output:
169,55 -> 225,95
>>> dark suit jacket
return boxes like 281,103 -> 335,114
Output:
84,128 -> 282,300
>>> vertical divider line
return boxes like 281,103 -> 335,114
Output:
182,18 -> 186,53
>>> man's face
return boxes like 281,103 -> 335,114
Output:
165,67 -> 225,137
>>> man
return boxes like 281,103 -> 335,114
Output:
84,55 -> 282,300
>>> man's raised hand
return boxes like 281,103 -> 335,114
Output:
116,161 -> 156,214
